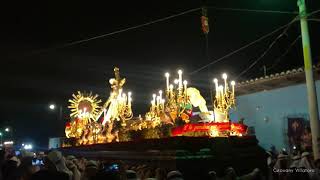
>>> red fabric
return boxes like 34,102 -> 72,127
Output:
171,122 -> 247,136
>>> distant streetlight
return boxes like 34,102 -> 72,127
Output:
48,103 -> 63,121
24,144 -> 33,150
49,104 -> 56,110
5,128 -> 10,132
0,132 -> 2,145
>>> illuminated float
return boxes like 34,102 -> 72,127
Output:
61,67 -> 267,178
63,67 -> 247,146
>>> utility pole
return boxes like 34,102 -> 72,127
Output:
297,0 -> 320,159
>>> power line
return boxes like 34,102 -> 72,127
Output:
190,19 -> 297,75
308,18 -> 320,22
268,35 -> 301,71
307,9 -> 320,17
234,9 -> 320,79
19,7 -> 320,59
208,6 -> 298,14
27,7 -> 201,55
235,17 -> 298,79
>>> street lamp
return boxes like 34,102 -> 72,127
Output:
5,128 -> 9,132
48,104 -> 63,121
49,104 -> 55,110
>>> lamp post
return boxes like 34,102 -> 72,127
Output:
297,0 -> 320,160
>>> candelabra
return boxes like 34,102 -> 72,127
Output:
117,90 -> 133,126
145,90 -> 165,121
213,73 -> 236,122
145,69 -> 190,123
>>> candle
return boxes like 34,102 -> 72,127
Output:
231,81 -> 235,98
161,99 -> 165,110
159,90 -> 163,101
178,70 -> 183,89
169,84 -> 173,98
156,96 -> 160,112
153,94 -> 156,103
165,73 -> 170,92
183,80 -> 188,97
213,78 -> 218,95
222,73 -> 227,94
219,85 -> 224,104
151,100 -> 155,111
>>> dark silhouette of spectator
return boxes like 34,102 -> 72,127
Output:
30,156 -> 69,180
155,168 -> 167,180
2,156 -> 20,180
167,170 -> 184,180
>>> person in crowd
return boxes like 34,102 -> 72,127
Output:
223,167 -> 237,180
207,170 -> 217,180
126,169 -> 139,180
66,157 -> 81,180
82,160 -> 98,180
238,168 -> 262,180
301,127 -> 312,152
273,153 -> 289,180
141,167 -> 155,180
315,159 -> 320,178
155,168 -> 166,180
0,149 -> 5,180
299,152 -> 320,180
16,156 -> 40,180
266,151 -> 276,180
2,155 -> 20,180
290,155 -> 301,169
167,170 -> 184,180
47,151 -> 73,180
30,156 -> 69,180
288,155 -> 310,180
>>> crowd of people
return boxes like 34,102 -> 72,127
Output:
1,147 -> 320,180
267,148 -> 320,180
0,148 -> 262,180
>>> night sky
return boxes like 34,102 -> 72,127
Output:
1,1 -> 319,147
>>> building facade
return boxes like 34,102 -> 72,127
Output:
230,67 -> 320,151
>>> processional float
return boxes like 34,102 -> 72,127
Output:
64,67 -> 247,146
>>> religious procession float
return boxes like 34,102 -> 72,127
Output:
64,67 -> 246,146
60,67 -> 266,177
